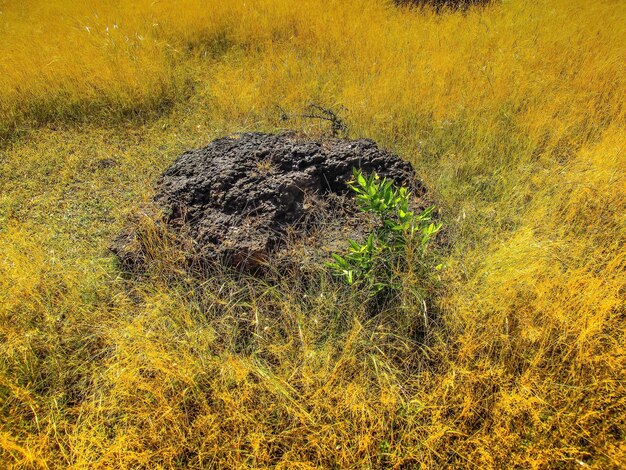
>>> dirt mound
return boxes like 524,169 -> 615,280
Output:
395,0 -> 494,11
114,132 -> 420,271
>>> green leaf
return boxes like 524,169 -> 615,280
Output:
329,168 -> 442,297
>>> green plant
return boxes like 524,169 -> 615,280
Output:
328,168 -> 441,296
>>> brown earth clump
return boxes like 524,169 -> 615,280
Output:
113,132 -> 421,272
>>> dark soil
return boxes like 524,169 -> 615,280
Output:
394,0 -> 495,11
113,132 -> 421,271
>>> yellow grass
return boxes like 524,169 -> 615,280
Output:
1,0 -> 625,467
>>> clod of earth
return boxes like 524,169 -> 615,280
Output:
114,132 -> 421,271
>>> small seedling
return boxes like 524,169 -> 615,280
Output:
328,168 -> 441,296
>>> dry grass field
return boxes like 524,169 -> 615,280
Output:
1,0 -> 624,467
